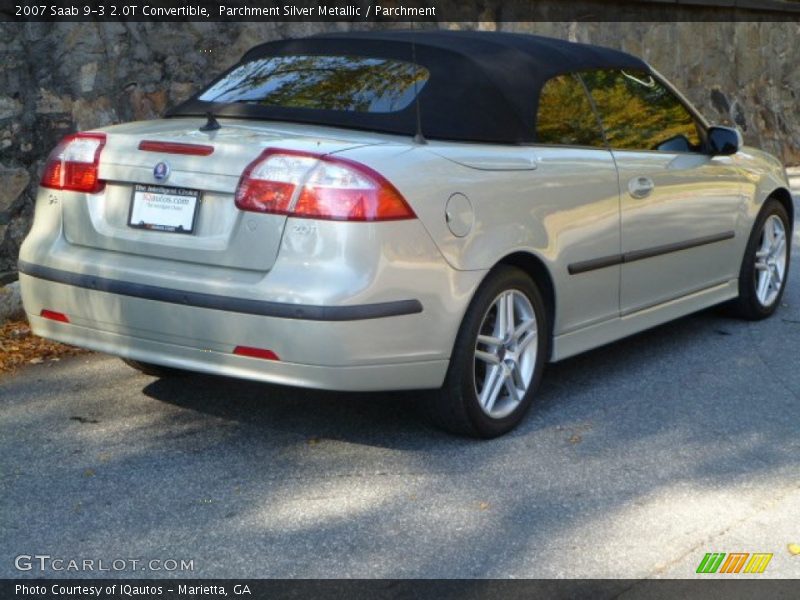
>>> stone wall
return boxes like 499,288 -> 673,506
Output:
1,18 -> 799,271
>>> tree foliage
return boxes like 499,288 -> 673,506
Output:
200,55 -> 428,114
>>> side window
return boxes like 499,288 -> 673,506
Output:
536,73 -> 605,147
580,69 -> 701,152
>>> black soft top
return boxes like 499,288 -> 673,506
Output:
170,30 -> 649,144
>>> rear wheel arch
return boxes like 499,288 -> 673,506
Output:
495,251 -> 556,350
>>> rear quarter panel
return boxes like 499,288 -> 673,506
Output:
336,143 -> 623,336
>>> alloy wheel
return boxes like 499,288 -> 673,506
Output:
754,214 -> 788,307
473,289 -> 538,419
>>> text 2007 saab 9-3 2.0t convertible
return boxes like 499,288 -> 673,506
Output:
19,31 -> 793,437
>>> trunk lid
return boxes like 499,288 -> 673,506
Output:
61,117 -> 382,272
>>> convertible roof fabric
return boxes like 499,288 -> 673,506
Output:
170,30 -> 649,144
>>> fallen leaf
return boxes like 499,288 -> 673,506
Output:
0,319 -> 89,374
83,468 -> 95,477
478,501 -> 490,511
568,434 -> 582,444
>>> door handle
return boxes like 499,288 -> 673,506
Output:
628,176 -> 655,199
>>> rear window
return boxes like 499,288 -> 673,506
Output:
197,55 -> 430,114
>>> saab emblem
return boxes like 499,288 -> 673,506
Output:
153,161 -> 170,182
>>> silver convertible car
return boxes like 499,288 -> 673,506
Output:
19,31 -> 793,437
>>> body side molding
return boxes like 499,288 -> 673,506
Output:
568,231 -> 736,275
17,261 -> 423,321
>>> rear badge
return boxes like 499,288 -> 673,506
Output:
153,161 -> 170,182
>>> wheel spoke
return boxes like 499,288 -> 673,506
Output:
513,318 -> 536,342
764,220 -> 776,248
510,363 -> 526,391
772,264 -> 783,287
757,270 -> 771,302
504,372 -> 521,404
480,365 -> 505,412
509,294 -> 517,338
475,350 -> 500,365
772,237 -> 786,260
770,231 -> 785,256
495,296 -> 508,340
517,329 -> 538,355
477,334 -> 503,347
771,217 -> 783,237
498,292 -> 515,339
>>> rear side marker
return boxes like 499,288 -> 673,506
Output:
40,309 -> 70,323
233,346 -> 280,361
138,141 -> 215,156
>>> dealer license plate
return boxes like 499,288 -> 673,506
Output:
128,184 -> 200,234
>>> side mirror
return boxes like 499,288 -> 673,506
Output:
708,126 -> 742,156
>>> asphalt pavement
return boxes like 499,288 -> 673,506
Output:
1,215 -> 799,582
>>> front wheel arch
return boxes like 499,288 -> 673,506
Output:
766,187 -> 794,230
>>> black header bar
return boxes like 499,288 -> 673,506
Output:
3,0 -> 800,22
5,579 -> 800,600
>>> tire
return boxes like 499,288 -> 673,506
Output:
121,358 -> 188,378
427,266 -> 549,438
733,199 -> 792,320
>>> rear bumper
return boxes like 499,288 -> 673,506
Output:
19,271 -> 454,391
26,311 -> 448,391
19,188 -> 487,391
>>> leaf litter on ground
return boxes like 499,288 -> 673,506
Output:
0,319 -> 89,374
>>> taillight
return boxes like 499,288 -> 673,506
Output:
235,150 -> 318,216
40,132 -> 106,194
234,149 -> 415,222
